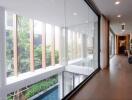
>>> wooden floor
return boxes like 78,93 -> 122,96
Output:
70,55 -> 132,100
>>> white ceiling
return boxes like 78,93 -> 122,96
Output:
0,0 -> 98,35
93,0 -> 132,35
0,0 -> 65,26
1,0 -> 131,35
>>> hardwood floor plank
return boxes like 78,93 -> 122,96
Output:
70,55 -> 132,100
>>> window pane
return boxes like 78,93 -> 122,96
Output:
109,31 -> 115,58
85,9 -> 98,69
17,16 -> 30,73
68,30 -> 73,60
34,20 -> 42,69
46,24 -> 52,66
55,26 -> 60,64
5,11 -> 14,77
73,32 -> 77,59
91,12 -> 98,69
65,0 -> 98,96
77,33 -> 82,58
68,31 -> 82,60
63,71 -> 87,96
63,72 -> 74,96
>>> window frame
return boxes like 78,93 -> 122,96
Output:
6,15 -> 62,76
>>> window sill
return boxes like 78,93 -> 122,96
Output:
68,58 -> 83,65
6,65 -> 64,94
7,65 -> 64,85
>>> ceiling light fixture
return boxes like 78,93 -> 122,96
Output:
117,14 -> 121,18
85,20 -> 88,23
122,23 -> 126,25
115,1 -> 120,5
73,12 -> 78,16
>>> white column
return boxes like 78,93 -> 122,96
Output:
100,16 -> 109,69
60,27 -> 68,65
0,7 -> 6,100
82,34 -> 87,58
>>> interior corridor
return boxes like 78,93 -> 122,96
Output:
69,55 -> 132,100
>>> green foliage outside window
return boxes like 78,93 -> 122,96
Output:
34,45 -> 59,69
6,30 -> 14,76
17,16 -> 30,73
55,50 -> 59,64
46,45 -> 59,66
6,16 -> 60,75
34,45 -> 42,69
7,75 -> 58,100
6,12 -> 60,100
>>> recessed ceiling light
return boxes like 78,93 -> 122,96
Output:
122,29 -> 125,32
85,20 -> 88,23
73,12 -> 78,16
117,15 -> 121,18
115,1 -> 120,5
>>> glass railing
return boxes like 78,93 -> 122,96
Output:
7,75 -> 58,100
63,71 -> 87,97
7,71 -> 88,100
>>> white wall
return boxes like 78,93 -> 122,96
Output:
0,7 -> 7,100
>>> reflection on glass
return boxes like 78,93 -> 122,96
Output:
34,20 -> 42,69
5,0 -> 99,99
68,31 -> 82,61
64,72 -> 74,96
63,71 -> 87,96
65,0 -> 98,96
73,32 -> 77,59
109,31 -> 115,58
17,16 -> 30,73
77,33 -> 81,58
68,30 -> 73,60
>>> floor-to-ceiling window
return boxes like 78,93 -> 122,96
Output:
68,31 -> 82,60
5,12 -> 63,100
3,0 -> 99,99
64,0 -> 99,96
55,26 -> 60,64
109,29 -> 115,58
34,20 -> 42,69
17,16 -> 30,74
